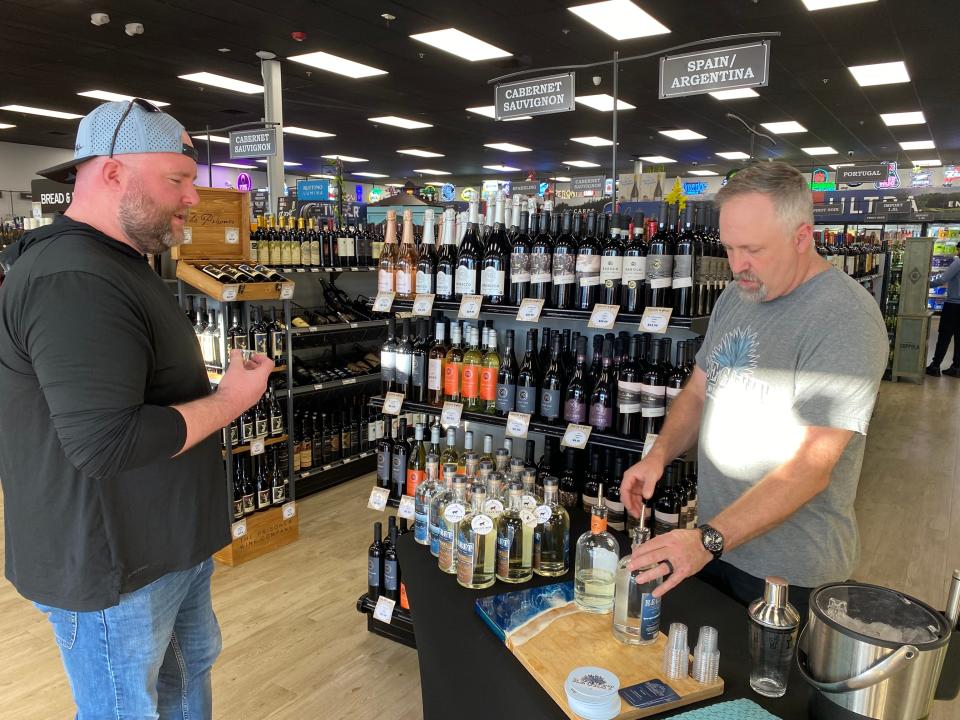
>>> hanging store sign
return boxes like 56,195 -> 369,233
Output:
510,180 -> 540,196
659,41 -> 770,99
251,190 -> 269,217
570,176 -> 605,194
813,203 -> 843,216
229,128 -> 277,159
494,72 -> 576,120
31,178 -> 74,213
836,164 -> 889,184
296,179 -> 330,202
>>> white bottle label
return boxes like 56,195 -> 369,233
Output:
471,514 -> 494,535
575,254 -> 601,274
415,271 -> 433,294
622,256 -> 646,283
444,503 -> 466,524
484,498 -> 504,517
378,269 -> 394,292
480,267 -> 505,296
534,505 -> 552,524
455,266 -> 476,295
396,271 -> 412,295
436,270 -> 453,296
600,256 -> 623,282
428,358 -> 443,390
510,253 -> 531,283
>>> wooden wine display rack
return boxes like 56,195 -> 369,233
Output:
214,505 -> 299,567
173,187 -> 295,301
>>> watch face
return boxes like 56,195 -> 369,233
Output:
702,527 -> 723,553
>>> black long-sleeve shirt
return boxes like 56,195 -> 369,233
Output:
0,216 -> 228,611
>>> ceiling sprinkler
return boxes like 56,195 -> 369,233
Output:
291,31 -> 307,42
90,12 -> 110,26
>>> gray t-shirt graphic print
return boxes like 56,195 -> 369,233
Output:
695,268 -> 888,588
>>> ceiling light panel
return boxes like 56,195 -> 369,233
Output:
214,162 -> 257,169
322,154 -> 368,162
466,105 -> 532,121
761,121 -> 808,134
413,169 -> 451,175
369,115 -> 432,129
912,159 -> 941,167
288,50 -> 387,78
255,160 -> 302,166
659,129 -> 707,140
575,94 -> 636,111
571,136 -> 614,147
192,134 -> 230,144
283,126 -> 335,138
77,90 -> 169,106
178,72 -> 263,94
0,104 -> 83,119
485,142 -> 531,152
569,0 -> 671,41
802,146 -> 839,155
483,164 -> 521,172
802,0 -> 877,10
310,174 -> 337,179
0,123 -> 14,129
409,28 -> 511,61
880,111 -> 925,126
688,170 -> 718,176
551,176 -> 572,182
709,88 -> 759,100
899,140 -> 935,150
847,61 -> 910,87
354,172 -> 389,178
639,156 -> 676,163
716,151 -> 750,159
563,160 -> 602,167
397,149 -> 444,157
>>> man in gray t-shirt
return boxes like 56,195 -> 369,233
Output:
622,163 -> 888,620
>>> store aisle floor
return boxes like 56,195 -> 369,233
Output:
1,377 -> 958,720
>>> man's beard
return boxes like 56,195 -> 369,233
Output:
118,178 -> 188,255
734,271 -> 767,303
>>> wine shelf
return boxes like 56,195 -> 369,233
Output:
289,319 -> 389,336
383,299 -> 710,334
297,449 -> 377,481
208,365 -> 286,384
224,434 -> 288,457
356,592 -> 416,649
295,450 -> 378,499
367,397 -> 647,456
275,266 -> 377,274
277,372 -> 382,398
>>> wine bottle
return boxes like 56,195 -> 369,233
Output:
395,209 -> 418,300
377,417 -> 393,491
455,192 -> 481,298
621,216 -> 647,314
496,329 -> 518,416
640,339 -> 667,439
461,325 -> 483,412
480,329 -> 500,414
410,318 -> 429,403
606,455 -> 626,532
416,209 -> 437,295
444,322 -> 464,402
509,204 -> 533,305
588,338 -> 615,432
480,191 -> 510,304
563,334 -> 589,424
368,521 -> 384,600
539,332 -> 563,424
575,211 -> 602,310
515,330 -> 539,416
250,305 -> 269,356
395,318 -> 413,398
240,456 -> 256,516
600,212 -> 624,306
672,203 -> 695,318
582,449 -> 601,513
665,340 -> 688,412
530,200 -> 554,302
406,423 -> 427,497
380,317 -> 397,394
226,306 -> 248,351
378,210 -> 398,293
383,525 -> 400,601
617,335 -> 643,438
390,418 -> 409,502
645,204 -> 674,309
427,319 -> 447,406
552,209 -> 577,310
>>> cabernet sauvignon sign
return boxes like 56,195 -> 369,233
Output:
494,73 -> 575,120
659,41 -> 770,99
570,176 -> 605,193
229,128 -> 277,159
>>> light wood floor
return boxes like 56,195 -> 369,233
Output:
1,376 -> 958,719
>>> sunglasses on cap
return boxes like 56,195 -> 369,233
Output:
109,97 -> 199,162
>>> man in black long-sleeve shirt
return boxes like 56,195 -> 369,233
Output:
0,99 -> 273,718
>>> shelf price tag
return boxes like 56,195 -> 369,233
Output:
588,303 -> 620,330
382,392 -> 405,416
279,284 -> 294,300
516,298 -> 545,322
231,519 -> 247,539
412,293 -> 435,317
367,486 -> 390,512
639,307 -> 673,334
440,401 -> 464,429
373,595 -> 396,624
505,411 -> 532,439
282,501 -> 297,520
398,495 -> 416,520
641,432 -> 658,459
373,291 -> 396,313
221,284 -> 239,302
561,423 -> 593,449
250,436 -> 266,456
458,294 -> 483,319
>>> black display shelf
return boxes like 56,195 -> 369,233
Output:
275,265 -> 377,274
289,319 -> 388,336
294,450 -> 377,498
368,397 -> 647,456
384,298 -> 709,333
356,593 -> 416,648
277,372 -> 381,398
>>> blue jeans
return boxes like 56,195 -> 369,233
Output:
35,558 -> 221,720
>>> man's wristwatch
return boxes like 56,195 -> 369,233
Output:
699,525 -> 725,561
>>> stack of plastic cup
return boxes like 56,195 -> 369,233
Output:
663,622 -> 689,680
691,626 -> 720,684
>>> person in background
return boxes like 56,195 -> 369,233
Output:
620,163 -> 888,622
0,100 -> 272,718
926,242 -> 960,377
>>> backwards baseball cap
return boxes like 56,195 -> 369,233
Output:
38,98 -> 199,184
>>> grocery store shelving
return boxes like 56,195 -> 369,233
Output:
223,434 -> 288,458
275,266 -> 377,274
289,319 -> 388,336
277,372 -> 382,398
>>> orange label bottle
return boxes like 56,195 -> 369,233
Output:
461,365 -> 480,399
479,367 -> 497,401
591,513 -> 608,534
444,362 -> 462,399
406,468 -> 425,497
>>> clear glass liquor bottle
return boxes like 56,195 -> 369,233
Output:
378,210 -> 398,293
440,429 -> 459,468
429,463 -> 457,557
414,454 -> 440,546
495,484 -> 535,584
533,477 -> 570,577
456,485 -> 497,589
613,524 -> 663,645
459,430 -> 476,477
574,493 -> 619,613
416,209 -> 437,295
437,475 -> 468,574
395,209 -> 418,300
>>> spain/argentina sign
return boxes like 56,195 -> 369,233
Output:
660,41 -> 770,99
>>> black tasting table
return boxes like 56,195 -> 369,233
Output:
397,515 -> 827,720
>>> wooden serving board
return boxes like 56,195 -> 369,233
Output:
476,583 -> 723,719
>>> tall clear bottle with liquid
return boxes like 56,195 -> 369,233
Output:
437,475 -> 468,574
395,209 -> 418,300
613,524 -> 663,645
429,463 -> 457,557
378,210 -> 398,293
456,484 -> 497,589
495,483 -> 535,583
574,490 -> 619,613
533,477 -> 570,577
413,455 -> 440,546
